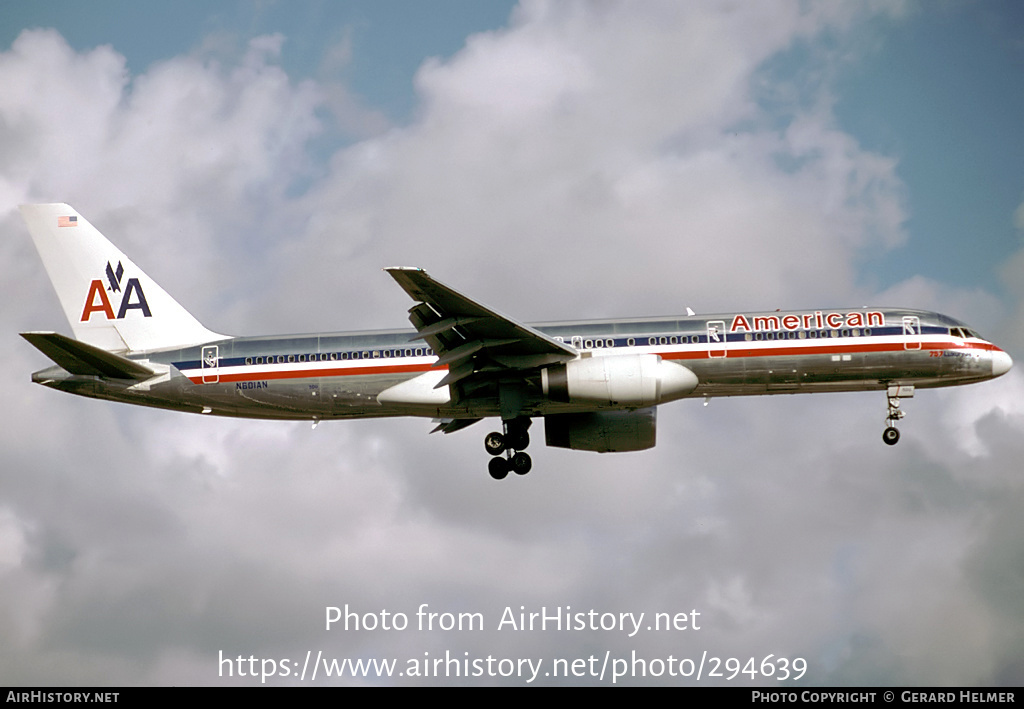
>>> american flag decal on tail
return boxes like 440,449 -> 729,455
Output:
57,215 -> 77,227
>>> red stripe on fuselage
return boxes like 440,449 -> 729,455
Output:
185,340 -> 1001,385
663,339 -> 1001,361
186,361 -> 436,385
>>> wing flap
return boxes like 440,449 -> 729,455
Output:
411,316 -> 487,340
429,418 -> 483,434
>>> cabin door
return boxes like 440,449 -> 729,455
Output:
201,345 -> 220,383
902,316 -> 921,350
707,320 -> 727,358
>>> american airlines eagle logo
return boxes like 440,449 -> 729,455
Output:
80,261 -> 152,321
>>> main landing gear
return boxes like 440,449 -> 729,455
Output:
484,418 -> 532,480
882,384 -> 914,446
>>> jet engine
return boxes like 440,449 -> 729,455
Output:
541,354 -> 697,407
545,407 -> 657,452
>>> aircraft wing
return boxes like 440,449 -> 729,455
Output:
385,268 -> 577,392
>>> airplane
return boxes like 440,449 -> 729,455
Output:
19,204 -> 1013,480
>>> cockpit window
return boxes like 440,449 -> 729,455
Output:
951,327 -> 983,340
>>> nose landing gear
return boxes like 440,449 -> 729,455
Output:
484,418 -> 532,479
883,384 -> 913,446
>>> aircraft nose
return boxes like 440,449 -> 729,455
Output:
992,350 -> 1013,377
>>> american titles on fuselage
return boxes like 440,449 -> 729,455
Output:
728,310 -> 884,333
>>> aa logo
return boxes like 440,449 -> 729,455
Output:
80,261 -> 152,321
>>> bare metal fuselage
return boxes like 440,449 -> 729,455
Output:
32,307 -> 1007,423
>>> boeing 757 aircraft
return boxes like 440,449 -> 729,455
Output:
19,204 -> 1013,479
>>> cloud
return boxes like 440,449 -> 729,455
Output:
266,0 -> 910,340
1,0 -> 1021,686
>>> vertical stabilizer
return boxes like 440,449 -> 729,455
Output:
19,203 -> 228,352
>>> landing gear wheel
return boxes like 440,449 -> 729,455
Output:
484,432 -> 506,456
507,429 -> 529,451
882,426 -> 900,446
488,456 -> 510,480
511,451 -> 532,476
486,418 -> 534,479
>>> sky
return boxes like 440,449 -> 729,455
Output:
1,0 -> 1023,687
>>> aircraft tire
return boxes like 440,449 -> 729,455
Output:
507,429 -> 530,451
511,451 -> 532,476
484,432 -> 506,456
488,456 -> 510,480
882,427 -> 900,446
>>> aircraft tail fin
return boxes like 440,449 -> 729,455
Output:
19,204 -> 227,353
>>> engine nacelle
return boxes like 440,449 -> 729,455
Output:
545,408 -> 657,452
541,354 -> 697,407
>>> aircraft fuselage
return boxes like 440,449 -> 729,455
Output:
33,307 -> 1009,422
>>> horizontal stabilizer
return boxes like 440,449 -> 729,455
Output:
21,331 -> 156,380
